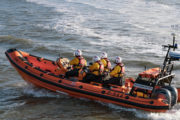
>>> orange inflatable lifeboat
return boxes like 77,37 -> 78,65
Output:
5,48 -> 180,112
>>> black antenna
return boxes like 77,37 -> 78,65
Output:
172,33 -> 176,51
161,33 -> 177,77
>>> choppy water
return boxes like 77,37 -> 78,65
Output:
1,0 -> 180,119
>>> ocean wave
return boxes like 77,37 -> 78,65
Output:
25,0 -> 180,59
174,64 -> 180,70
124,60 -> 160,68
23,83 -> 69,98
99,102 -> 180,120
0,35 -> 33,48
144,106 -> 180,120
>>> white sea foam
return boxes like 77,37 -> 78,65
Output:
25,0 -> 180,59
98,101 -> 180,120
26,0 -> 180,35
23,83 -> 68,98
21,81 -> 180,120
143,107 -> 180,120
26,0 -> 180,59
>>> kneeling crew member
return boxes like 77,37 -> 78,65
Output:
104,56 -> 125,86
65,49 -> 87,78
83,56 -> 104,83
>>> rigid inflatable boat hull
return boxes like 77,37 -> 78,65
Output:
5,49 -> 172,112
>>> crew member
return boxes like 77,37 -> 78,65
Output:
103,56 -> 125,86
100,52 -> 111,72
83,56 -> 104,83
65,49 -> 87,78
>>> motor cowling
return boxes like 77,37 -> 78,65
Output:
163,86 -> 178,107
152,88 -> 172,109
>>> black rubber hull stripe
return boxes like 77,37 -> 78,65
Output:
5,51 -> 169,110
